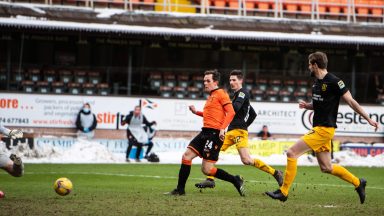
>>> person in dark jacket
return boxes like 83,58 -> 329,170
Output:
121,106 -> 156,162
76,103 -> 97,139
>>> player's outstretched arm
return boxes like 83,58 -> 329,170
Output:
189,105 -> 203,117
342,91 -> 379,131
298,99 -> 313,110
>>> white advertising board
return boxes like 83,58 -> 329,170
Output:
0,93 -> 383,137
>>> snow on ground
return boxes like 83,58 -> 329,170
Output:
1,138 -> 384,166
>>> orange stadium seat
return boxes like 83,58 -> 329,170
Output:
213,0 -> 226,8
284,0 -> 299,13
245,78 -> 254,91
88,71 -> 101,85
265,88 -> 279,102
229,0 -> 240,10
279,89 -> 292,102
355,0 -> 369,16
327,0 -> 341,14
245,0 -> 256,11
317,0 -> 327,14
192,74 -> 204,89
177,74 -> 189,88
283,79 -> 296,92
257,0 -> 274,11
269,78 -> 282,91
370,0 -> 383,17
299,0 -> 312,13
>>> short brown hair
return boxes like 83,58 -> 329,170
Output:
308,52 -> 328,69
230,70 -> 243,80
204,69 -> 220,82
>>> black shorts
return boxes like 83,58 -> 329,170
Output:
188,128 -> 223,162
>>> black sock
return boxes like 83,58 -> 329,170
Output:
177,164 -> 191,191
214,168 -> 236,184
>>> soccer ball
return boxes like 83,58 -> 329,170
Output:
53,177 -> 73,196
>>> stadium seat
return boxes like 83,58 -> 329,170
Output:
174,86 -> 186,98
283,79 -> 296,93
257,0 -> 274,12
355,0 -> 369,16
255,78 -> 268,91
187,86 -> 200,99
377,93 -> 384,105
279,89 -> 292,102
68,82 -> 81,95
44,69 -> 56,83
52,82 -> 65,94
163,73 -> 176,88
192,75 -> 204,89
284,0 -> 299,13
21,80 -> 34,93
265,89 -> 279,102
159,86 -> 173,98
149,72 -> 162,90
36,81 -> 50,94
12,70 -> 24,83
229,0 -> 240,13
299,0 -> 312,13
59,70 -> 73,84
294,90 -> 306,101
212,0 -> 226,9
296,79 -> 308,93
318,0 -> 327,14
177,74 -> 189,88
245,1 -> 256,13
251,88 -> 265,101
28,68 -> 41,82
97,83 -> 110,95
245,78 -> 254,92
74,70 -> 87,84
370,0 -> 383,17
269,79 -> 282,91
88,71 -> 101,85
83,83 -> 96,95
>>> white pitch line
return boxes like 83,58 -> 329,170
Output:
17,171 -> 384,190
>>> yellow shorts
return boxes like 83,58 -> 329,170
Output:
221,129 -> 248,151
301,126 -> 335,153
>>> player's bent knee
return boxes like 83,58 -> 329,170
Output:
201,167 -> 211,175
286,149 -> 296,158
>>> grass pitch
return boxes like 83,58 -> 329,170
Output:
1,164 -> 384,216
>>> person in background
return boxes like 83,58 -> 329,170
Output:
0,123 -> 24,179
143,123 -> 157,160
76,103 -> 97,139
257,125 -> 272,140
122,106 -> 156,162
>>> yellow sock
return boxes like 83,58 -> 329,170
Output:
207,176 -> 215,180
280,158 -> 297,196
331,164 -> 360,187
254,159 -> 275,175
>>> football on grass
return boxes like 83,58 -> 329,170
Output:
54,177 -> 73,196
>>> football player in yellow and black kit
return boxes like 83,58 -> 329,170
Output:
266,52 -> 379,204
195,70 -> 283,189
